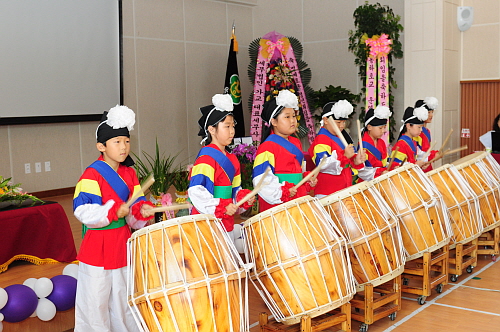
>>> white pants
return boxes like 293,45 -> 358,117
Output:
75,263 -> 140,332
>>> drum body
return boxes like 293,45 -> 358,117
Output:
452,153 -> 500,232
320,181 -> 405,290
370,163 -> 451,261
426,164 -> 483,248
128,215 -> 247,332
243,196 -> 355,325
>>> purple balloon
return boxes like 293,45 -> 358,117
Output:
46,275 -> 77,311
0,284 -> 38,323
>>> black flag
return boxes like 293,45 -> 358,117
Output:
224,29 -> 245,137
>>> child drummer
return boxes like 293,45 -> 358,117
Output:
413,97 -> 443,172
73,105 -> 155,332
252,89 -> 317,212
357,105 -> 392,181
308,100 -> 365,198
188,94 -> 254,242
389,106 -> 430,170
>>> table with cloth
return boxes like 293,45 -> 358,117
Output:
0,201 -> 77,273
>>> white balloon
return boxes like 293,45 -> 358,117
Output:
0,288 -> 7,310
0,320 -> 3,332
62,263 -> 79,279
23,277 -> 37,290
234,238 -> 246,254
0,312 -> 4,321
36,298 -> 56,322
34,277 -> 53,298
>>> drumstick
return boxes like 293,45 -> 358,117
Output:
291,156 -> 326,191
148,204 -> 191,213
327,116 -> 349,147
235,167 -> 270,208
386,146 -> 399,171
126,174 -> 155,207
399,154 -> 407,167
422,142 -> 436,161
357,119 -> 364,152
443,145 -> 468,157
439,128 -> 454,153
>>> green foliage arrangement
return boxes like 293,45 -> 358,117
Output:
310,85 -> 358,124
348,1 -> 404,142
133,139 -> 177,197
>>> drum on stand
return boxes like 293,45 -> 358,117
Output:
452,153 -> 500,232
127,214 -> 248,332
426,164 -> 483,248
243,196 -> 355,325
370,163 -> 452,261
320,181 -> 405,290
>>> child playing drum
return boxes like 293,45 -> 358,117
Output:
188,94 -> 254,242
389,106 -> 430,170
357,105 -> 392,181
252,89 -> 317,211
308,100 -> 365,198
414,97 -> 443,172
73,105 -> 155,332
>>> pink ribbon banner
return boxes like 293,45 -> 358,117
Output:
250,33 -> 315,143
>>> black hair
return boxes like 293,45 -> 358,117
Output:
203,115 -> 234,151
493,114 -> 500,132
261,109 -> 285,142
397,123 -> 411,140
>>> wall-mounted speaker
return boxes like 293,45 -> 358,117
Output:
457,6 -> 473,32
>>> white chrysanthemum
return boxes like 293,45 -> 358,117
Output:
414,106 -> 429,121
276,90 -> 299,110
332,100 -> 353,118
212,94 -> 234,112
107,105 -> 135,131
374,105 -> 392,119
424,96 -> 438,110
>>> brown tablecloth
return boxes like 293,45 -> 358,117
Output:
0,201 -> 77,273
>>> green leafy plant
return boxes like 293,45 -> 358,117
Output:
348,1 -> 404,142
133,139 -> 177,196
172,164 -> 191,193
310,85 -> 358,124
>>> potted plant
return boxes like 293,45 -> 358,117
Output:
133,139 -> 178,222
172,163 -> 191,217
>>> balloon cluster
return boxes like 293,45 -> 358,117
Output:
0,263 -> 78,331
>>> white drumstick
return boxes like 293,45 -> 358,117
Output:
235,167 -> 270,208
126,175 -> 155,207
148,204 -> 191,213
292,156 -> 326,191
327,116 -> 349,147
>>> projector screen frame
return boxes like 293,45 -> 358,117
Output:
0,1 -> 124,126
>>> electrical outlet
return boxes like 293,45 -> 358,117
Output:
25,163 -> 31,174
35,162 -> 42,173
45,161 -> 51,172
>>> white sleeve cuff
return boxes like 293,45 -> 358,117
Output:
74,200 -> 115,228
253,171 -> 283,205
188,185 -> 219,215
320,150 -> 343,175
357,167 -> 377,181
